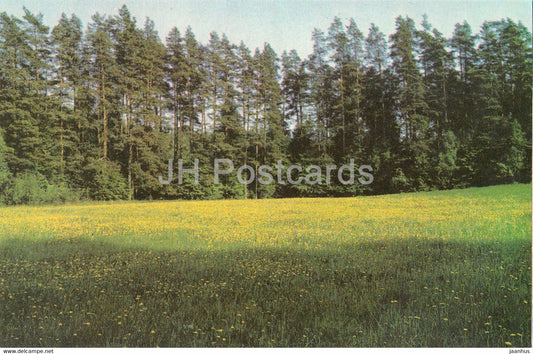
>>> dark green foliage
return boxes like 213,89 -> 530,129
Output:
0,7 -> 530,204
2,172 -> 80,205
390,16 -> 431,190
83,159 -> 128,200
0,133 -> 13,203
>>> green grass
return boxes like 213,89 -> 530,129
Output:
0,183 -> 530,347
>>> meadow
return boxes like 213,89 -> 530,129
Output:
0,184 -> 530,347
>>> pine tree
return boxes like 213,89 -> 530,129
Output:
0,12 -> 44,175
236,41 -> 255,198
449,21 -> 477,140
281,49 -> 307,130
207,32 -> 224,140
343,18 -> 365,160
307,28 -> 333,157
83,12 -> 128,199
85,13 -> 116,160
129,18 -> 169,199
470,20 -> 528,186
327,17 -> 349,158
256,43 -> 287,197
417,16 -> 457,188
50,13 -> 84,183
21,7 -> 51,96
365,23 -> 388,74
165,26 -> 186,159
499,19 -> 532,181
362,24 -> 399,193
390,16 -> 430,190
363,23 -> 392,148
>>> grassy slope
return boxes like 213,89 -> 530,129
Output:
0,184 -> 530,347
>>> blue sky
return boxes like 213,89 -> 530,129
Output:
2,0 -> 531,57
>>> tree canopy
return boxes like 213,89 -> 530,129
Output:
0,7 -> 530,204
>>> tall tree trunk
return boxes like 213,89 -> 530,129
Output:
101,70 -> 108,159
340,70 -> 346,155
127,98 -> 133,201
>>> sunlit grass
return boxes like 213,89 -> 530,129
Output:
0,184 -> 530,347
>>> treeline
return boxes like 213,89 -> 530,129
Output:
0,6 -> 530,204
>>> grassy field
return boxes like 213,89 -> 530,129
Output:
0,184 -> 530,347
